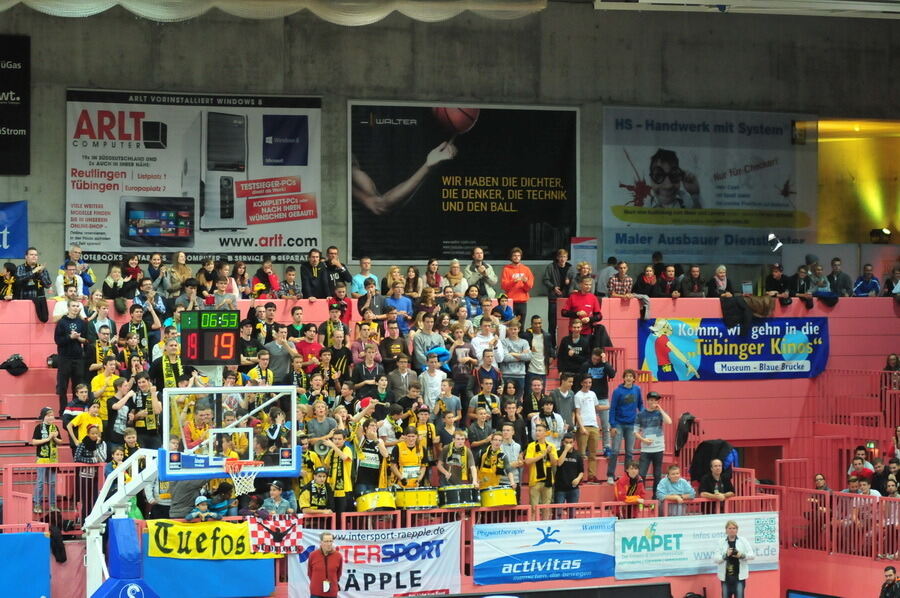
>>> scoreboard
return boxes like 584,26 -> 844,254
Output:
180,310 -> 240,365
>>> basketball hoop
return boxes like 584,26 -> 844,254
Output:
223,460 -> 265,496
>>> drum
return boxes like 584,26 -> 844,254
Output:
394,486 -> 439,509
356,489 -> 396,512
480,485 -> 517,508
439,485 -> 481,508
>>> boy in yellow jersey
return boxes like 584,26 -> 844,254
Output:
390,427 -> 426,488
414,405 -> 440,471
478,432 -> 509,489
90,355 -> 120,441
524,422 -> 560,519
67,400 -> 103,444
222,410 -> 249,458
321,429 -> 355,517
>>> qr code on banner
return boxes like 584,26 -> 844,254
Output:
754,517 -> 776,543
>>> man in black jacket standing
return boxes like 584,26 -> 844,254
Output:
324,246 -> 352,296
301,248 -> 330,299
54,300 -> 88,412
522,315 -> 555,391
541,249 -> 575,345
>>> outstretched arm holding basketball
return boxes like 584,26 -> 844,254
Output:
352,141 -> 457,216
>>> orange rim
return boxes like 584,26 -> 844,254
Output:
223,460 -> 264,474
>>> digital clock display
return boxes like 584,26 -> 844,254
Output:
180,310 -> 240,365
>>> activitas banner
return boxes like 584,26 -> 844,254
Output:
66,89 -> 321,262
472,517 -> 615,585
349,102 -> 578,261
0,35 -> 30,175
602,106 -> 817,264
637,317 -> 829,381
288,522 -> 461,598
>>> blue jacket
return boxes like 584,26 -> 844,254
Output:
609,383 -> 643,427
853,276 -> 880,296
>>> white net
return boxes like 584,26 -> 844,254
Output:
224,461 -> 264,496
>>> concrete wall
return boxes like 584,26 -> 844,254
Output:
0,3 -> 898,267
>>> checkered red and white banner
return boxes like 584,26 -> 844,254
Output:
249,514 -> 304,554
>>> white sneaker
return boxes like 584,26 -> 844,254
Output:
607,476 -> 615,485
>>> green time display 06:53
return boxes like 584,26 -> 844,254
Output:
180,310 -> 240,365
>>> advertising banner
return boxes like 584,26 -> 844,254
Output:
0,35 -> 29,175
615,512 -> 779,579
638,316 -> 829,381
472,517 -> 615,585
349,102 -> 578,261
602,106 -> 817,264
0,200 -> 28,258
248,514 -> 304,554
66,89 -> 321,263
146,519 -> 277,560
288,522 -> 462,598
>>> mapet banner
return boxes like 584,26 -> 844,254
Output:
0,201 -> 28,258
0,35 -> 30,175
615,512 -> 779,580
472,517 -> 616,585
288,522 -> 462,598
66,89 -> 322,262
602,106 -> 817,264
349,102 -> 578,261
638,317 -> 829,381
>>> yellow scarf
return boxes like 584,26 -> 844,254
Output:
162,355 -> 183,389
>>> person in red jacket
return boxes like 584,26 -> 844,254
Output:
561,276 -> 612,349
501,247 -> 535,321
615,461 -> 649,514
308,531 -> 343,598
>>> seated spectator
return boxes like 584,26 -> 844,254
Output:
1,262 -> 15,300
706,265 -> 735,298
813,473 -> 832,492
174,278 -> 204,312
788,265 -> 814,308
186,495 -> 222,522
764,264 -> 790,304
614,461 -> 648,504
631,265 -> 656,297
840,476 -> 861,493
656,465 -> 695,516
853,263 -> 881,296
848,445 -> 875,474
58,244 -> 95,290
262,479 -> 297,514
883,266 -> 900,297
678,264 -> 707,298
652,265 -> 681,298
859,477 -> 881,497
251,258 -> 281,299
699,458 -> 736,505
102,262 -> 136,314
54,261 -> 85,300
849,456 -> 874,482
873,458 -> 891,495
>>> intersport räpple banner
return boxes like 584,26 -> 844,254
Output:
349,102 -> 578,261
66,89 -> 321,263
602,106 -> 817,264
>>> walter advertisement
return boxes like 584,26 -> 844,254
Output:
66,89 -> 322,262
602,106 -> 817,264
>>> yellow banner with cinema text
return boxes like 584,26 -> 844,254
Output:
146,519 -> 278,560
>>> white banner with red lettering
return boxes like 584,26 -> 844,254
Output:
287,522 -> 462,598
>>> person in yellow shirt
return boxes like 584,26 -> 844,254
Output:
478,432 -> 509,489
90,355 -> 120,441
221,411 -> 249,458
524,422 -> 560,519
389,427 -> 426,488
321,429 -> 355,518
67,401 -> 103,444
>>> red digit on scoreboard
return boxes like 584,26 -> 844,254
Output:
214,333 -> 235,360
186,332 -> 199,360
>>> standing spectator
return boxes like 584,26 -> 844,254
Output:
424,258 -> 443,291
827,257 -> 853,297
531,398 -> 566,450
557,320 -> 590,376
635,391 -> 671,497
854,263 -> 881,296
522,315 -> 553,391
437,429 -> 478,486
596,256 -> 619,298
499,422 -> 524,491
715,520 -> 755,598
74,424 -> 107,523
524,423 -> 559,519
579,349 -> 616,458
403,266 -> 424,300
554,433 -> 584,503
16,246 -> 53,321
574,376 -> 603,483
351,256 -> 378,298
418,354 -> 447,413
550,373 -> 576,433
656,465 -> 695,516
384,282 -> 415,337
500,320 -> 530,398
464,246 -> 499,299
55,300 -> 89,412
58,244 -> 96,290
501,247 -> 534,320
562,276 -> 611,349
31,406 -> 61,514
764,264 -> 790,303
607,369 -> 643,484
102,263 -> 137,314
541,248 -> 575,344
324,246 -> 352,296
413,313 -> 443,370
51,284 -> 87,322
357,278 -> 386,320
301,249 -> 330,300
700,459 -> 736,508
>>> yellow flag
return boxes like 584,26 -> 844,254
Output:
146,519 -> 278,560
